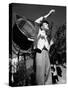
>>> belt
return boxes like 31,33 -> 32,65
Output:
35,47 -> 48,53
43,46 -> 48,51
35,48 -> 42,53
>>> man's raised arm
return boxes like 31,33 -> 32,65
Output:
35,9 -> 55,23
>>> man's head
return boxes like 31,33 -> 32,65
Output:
40,19 -> 49,30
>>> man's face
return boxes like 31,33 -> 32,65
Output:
42,23 -> 49,30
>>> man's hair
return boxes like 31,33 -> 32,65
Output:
40,18 -> 49,27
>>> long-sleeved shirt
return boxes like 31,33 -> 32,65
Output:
37,29 -> 50,51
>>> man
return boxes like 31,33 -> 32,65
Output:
28,9 -> 55,85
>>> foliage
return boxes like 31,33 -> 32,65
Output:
50,24 -> 66,64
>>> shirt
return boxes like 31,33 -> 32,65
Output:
37,29 -> 50,51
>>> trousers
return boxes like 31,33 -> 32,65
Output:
36,50 -> 52,85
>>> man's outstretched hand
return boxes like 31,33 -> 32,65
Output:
44,9 -> 55,19
49,9 -> 55,14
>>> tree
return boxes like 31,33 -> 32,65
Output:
50,24 -> 66,65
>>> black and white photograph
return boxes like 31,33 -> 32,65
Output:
9,3 -> 66,87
